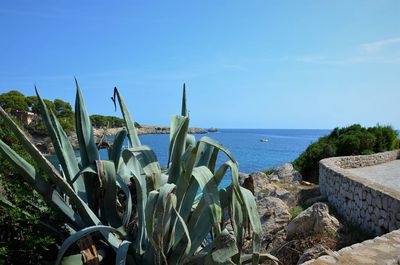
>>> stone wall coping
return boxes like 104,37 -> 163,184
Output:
301,228 -> 400,264
320,150 -> 400,201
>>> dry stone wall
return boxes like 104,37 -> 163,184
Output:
302,150 -> 400,264
319,150 -> 400,235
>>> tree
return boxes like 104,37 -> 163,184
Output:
0,91 -> 29,112
54,99 -> 73,117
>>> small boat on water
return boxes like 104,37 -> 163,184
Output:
260,139 -> 268,142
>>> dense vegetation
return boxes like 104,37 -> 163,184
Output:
0,118 -> 63,264
89,114 -> 124,128
0,90 -> 126,134
293,124 -> 400,183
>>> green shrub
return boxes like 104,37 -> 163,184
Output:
288,206 -> 304,219
293,124 -> 399,182
0,118 -> 62,264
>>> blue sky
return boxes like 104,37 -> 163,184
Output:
0,1 -> 399,129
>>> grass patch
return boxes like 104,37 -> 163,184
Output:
263,168 -> 273,175
325,202 -> 375,245
289,206 -> 305,219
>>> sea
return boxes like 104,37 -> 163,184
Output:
98,129 -> 330,187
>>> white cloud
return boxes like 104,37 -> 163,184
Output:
297,37 -> 400,65
361,37 -> 400,53
296,56 -> 368,65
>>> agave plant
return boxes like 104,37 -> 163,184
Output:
0,81 -> 279,265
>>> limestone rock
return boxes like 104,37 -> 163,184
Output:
254,182 -> 296,206
269,163 -> 302,182
270,186 -> 296,206
257,196 -> 292,251
249,171 -> 270,193
239,172 -> 250,186
286,203 -> 340,239
297,244 -> 333,264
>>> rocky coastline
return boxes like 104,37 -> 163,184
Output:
95,125 -> 207,137
239,163 -> 373,265
32,125 -> 207,153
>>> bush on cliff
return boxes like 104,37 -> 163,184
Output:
0,118 -> 63,264
0,90 -> 127,135
293,124 -> 400,183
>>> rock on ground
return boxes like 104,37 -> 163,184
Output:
286,202 -> 340,239
257,196 -> 292,251
249,171 -> 269,193
269,163 -> 302,182
256,185 -> 296,207
296,244 -> 332,264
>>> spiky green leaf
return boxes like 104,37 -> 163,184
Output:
112,87 -> 141,147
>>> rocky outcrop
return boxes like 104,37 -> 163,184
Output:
249,171 -> 269,193
246,163 -> 302,194
286,203 -> 340,239
257,196 -> 292,251
246,165 -> 305,207
269,163 -> 302,183
93,125 -> 206,136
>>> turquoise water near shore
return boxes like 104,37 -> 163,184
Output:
100,129 -> 330,187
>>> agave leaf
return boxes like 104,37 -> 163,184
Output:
168,115 -> 189,183
61,254 -> 84,265
173,140 -> 221,248
194,141 -> 214,167
226,160 -> 244,205
167,202 -> 191,265
35,88 -> 85,201
112,87 -> 141,147
172,144 -> 201,247
192,166 -> 222,233
199,136 -> 236,164
116,240 -> 131,265
116,174 -> 133,228
180,166 -> 223,256
71,165 -> 97,183
55,225 -> 124,265
193,166 -> 222,220
231,188 -> 244,263
96,160 -> 122,228
154,184 -> 178,262
181,83 -> 187,116
185,134 -> 196,149
208,148 -> 219,173
74,79 -> 100,210
122,149 -> 148,254
74,79 -> 99,167
144,190 -> 159,252
109,129 -> 127,170
204,229 -> 238,265
240,187 -> 261,265
124,145 -> 162,190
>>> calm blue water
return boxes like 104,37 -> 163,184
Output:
99,129 -> 329,187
